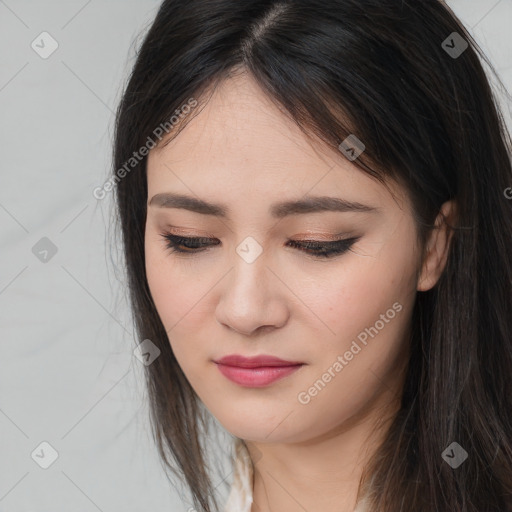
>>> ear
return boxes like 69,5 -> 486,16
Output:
417,199 -> 457,292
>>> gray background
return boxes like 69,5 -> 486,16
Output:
1,1 -> 511,511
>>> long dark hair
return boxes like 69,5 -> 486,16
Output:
112,1 -> 512,510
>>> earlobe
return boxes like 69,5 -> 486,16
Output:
417,199 -> 457,292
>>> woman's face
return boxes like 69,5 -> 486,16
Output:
144,72 -> 434,444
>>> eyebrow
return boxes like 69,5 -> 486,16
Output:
148,192 -> 380,218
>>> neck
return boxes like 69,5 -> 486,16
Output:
247,379 -> 403,512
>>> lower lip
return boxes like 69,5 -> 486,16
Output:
215,363 -> 303,387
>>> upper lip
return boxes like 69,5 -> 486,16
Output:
214,354 -> 304,368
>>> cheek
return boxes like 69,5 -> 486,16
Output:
299,247 -> 416,392
145,242 -> 177,322
145,230 -> 207,323
144,242 -> 190,348
144,241 -> 214,375
281,263 -> 414,442
308,250 -> 414,347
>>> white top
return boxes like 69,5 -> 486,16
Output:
224,438 -> 370,512
224,438 -> 254,512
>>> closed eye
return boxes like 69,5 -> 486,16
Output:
159,233 -> 360,259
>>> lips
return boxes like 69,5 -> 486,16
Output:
213,354 -> 305,387
214,354 -> 304,368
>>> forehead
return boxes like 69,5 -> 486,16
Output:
146,73 -> 409,216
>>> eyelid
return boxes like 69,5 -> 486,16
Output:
160,232 -> 361,260
166,235 -> 353,245
292,232 -> 354,241
162,227 -> 354,240
161,226 -> 216,238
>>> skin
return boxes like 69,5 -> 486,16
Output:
144,71 -> 456,512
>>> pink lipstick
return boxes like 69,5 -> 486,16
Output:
213,354 -> 304,388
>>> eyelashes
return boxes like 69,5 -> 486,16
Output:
159,233 -> 360,259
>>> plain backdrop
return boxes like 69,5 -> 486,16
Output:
0,1 -> 511,511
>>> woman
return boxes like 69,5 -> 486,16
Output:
112,1 -> 512,510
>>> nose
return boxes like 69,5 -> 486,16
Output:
215,253 -> 290,337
